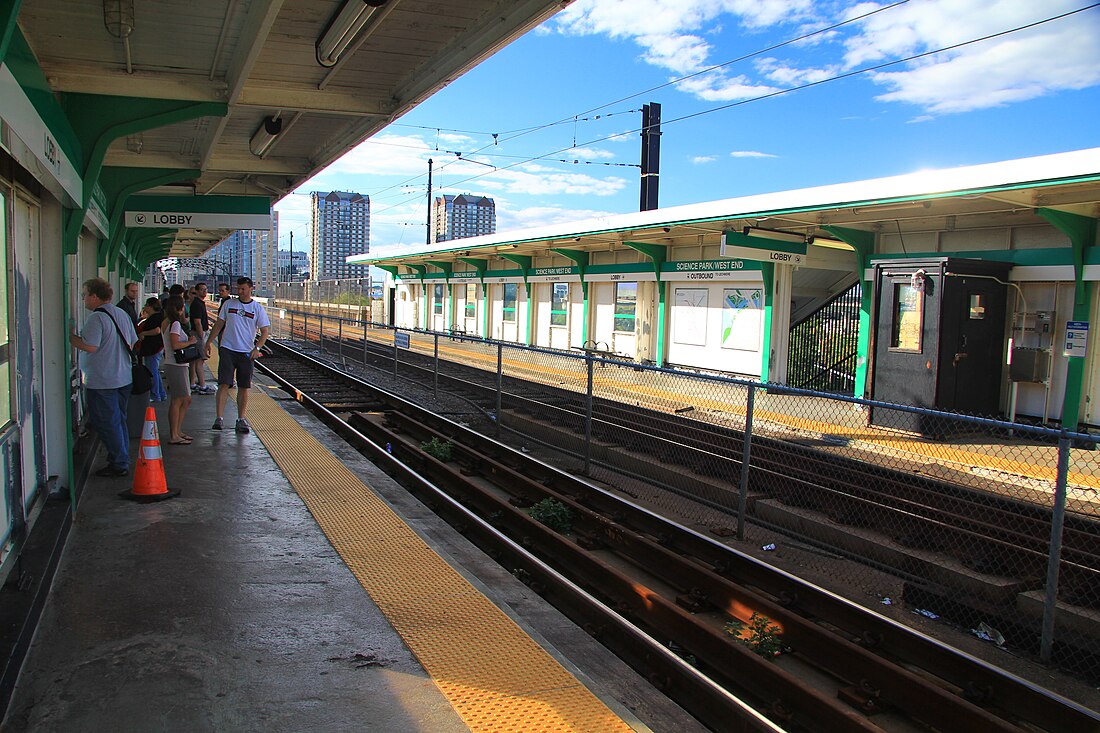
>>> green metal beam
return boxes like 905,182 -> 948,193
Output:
1036,209 -> 1097,430
0,0 -> 22,67
823,226 -> 876,399
97,167 -> 199,265
376,265 -> 399,279
61,94 -> 226,207
458,258 -> 489,276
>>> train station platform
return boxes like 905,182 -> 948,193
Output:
2,368 -> 699,732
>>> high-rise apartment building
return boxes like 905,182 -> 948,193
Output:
203,210 -> 279,296
311,191 -> 369,280
432,193 -> 495,243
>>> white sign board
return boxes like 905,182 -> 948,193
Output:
1064,321 -> 1089,357
720,243 -> 804,266
125,211 -> 272,229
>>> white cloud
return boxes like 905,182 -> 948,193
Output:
729,150 -> 777,158
554,0 -> 1100,115
565,146 -> 616,160
554,0 -> 815,38
845,0 -> 1100,113
692,155 -> 717,164
498,204 -> 621,231
479,168 -> 628,197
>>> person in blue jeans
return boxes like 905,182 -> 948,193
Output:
137,297 -> 167,402
70,278 -> 138,478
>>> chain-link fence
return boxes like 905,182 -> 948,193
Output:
270,304 -> 1100,689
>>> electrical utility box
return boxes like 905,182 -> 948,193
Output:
869,257 -> 1013,435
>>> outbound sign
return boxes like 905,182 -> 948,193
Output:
394,331 -> 411,349
1064,321 -> 1089,357
125,211 -> 272,229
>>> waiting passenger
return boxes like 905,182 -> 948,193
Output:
69,278 -> 138,477
161,296 -> 196,445
137,297 -> 167,403
206,277 -> 270,434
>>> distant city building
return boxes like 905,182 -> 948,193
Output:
203,210 -> 279,296
278,249 -> 310,282
432,193 -> 495,243
311,191 -> 369,280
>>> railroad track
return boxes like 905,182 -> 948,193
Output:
291,323 -> 1100,613
257,341 -> 1100,733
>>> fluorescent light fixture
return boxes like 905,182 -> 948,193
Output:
742,225 -> 806,244
850,200 -> 932,215
249,116 -> 284,158
806,234 -> 852,250
317,0 -> 390,67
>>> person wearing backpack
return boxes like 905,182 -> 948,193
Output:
70,278 -> 139,478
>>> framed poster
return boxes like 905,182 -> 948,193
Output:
673,288 -> 709,346
721,288 -> 763,351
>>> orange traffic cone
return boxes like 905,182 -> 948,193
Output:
119,406 -> 181,502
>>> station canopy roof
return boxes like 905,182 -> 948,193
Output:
356,147 -> 1100,270
15,0 -> 566,260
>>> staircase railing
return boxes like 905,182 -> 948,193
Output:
787,282 -> 862,394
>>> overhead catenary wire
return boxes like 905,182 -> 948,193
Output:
370,1 -> 1100,217
361,0 -> 917,206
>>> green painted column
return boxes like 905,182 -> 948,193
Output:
0,0 -> 22,67
1037,209 -> 1097,431
824,226 -> 876,399
551,249 -> 590,347
759,263 -> 775,382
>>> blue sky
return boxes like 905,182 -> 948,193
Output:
273,0 -> 1100,259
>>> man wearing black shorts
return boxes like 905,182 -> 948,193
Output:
205,277 -> 270,434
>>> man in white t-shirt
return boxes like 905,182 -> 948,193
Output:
205,277 -> 270,434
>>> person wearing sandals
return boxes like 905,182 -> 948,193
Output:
161,296 -> 196,445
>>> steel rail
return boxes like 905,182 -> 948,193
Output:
258,341 -> 1100,733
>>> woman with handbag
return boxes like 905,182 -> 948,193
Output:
137,297 -> 167,402
161,296 -> 196,445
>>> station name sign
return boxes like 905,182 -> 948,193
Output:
125,211 -> 273,229
721,231 -> 806,266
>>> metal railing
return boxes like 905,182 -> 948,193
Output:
270,305 -> 1100,694
787,281 -> 861,394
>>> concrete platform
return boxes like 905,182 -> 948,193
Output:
2,372 -> 702,733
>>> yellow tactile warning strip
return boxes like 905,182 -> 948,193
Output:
243,384 -> 636,733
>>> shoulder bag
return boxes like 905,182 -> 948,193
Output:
96,307 -> 152,395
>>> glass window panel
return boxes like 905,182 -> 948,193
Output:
502,283 -> 517,322
890,282 -> 923,352
550,283 -> 568,326
433,283 -> 443,314
465,284 -> 476,318
614,281 -> 637,333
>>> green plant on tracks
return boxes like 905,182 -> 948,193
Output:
528,498 -> 574,534
420,437 -> 453,462
724,612 -> 784,659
